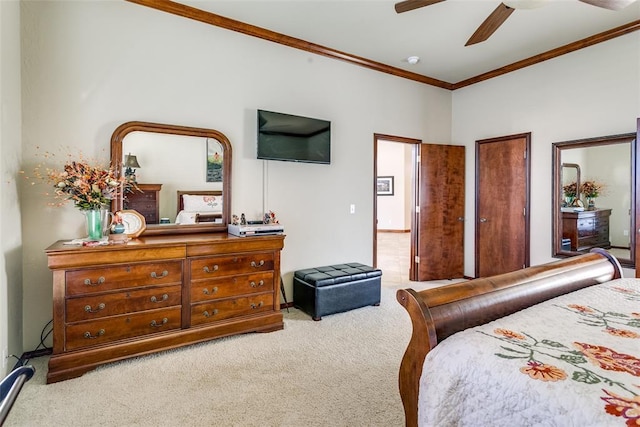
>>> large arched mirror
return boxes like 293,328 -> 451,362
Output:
552,133 -> 636,268
110,121 -> 232,236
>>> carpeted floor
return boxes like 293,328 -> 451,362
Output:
5,288 -> 420,427
6,233 -> 459,427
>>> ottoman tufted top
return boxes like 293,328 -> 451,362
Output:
294,262 -> 382,287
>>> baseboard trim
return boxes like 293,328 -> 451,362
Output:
22,348 -> 53,360
377,229 -> 410,233
12,348 -> 53,370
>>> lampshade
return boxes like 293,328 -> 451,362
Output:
124,153 -> 141,169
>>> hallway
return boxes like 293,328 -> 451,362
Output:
376,231 -> 464,290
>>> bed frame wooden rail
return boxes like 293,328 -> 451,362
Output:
395,249 -> 622,427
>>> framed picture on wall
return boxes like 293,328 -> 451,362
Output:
206,138 -> 224,182
376,176 -> 394,196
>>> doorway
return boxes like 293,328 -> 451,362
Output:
373,134 -> 465,282
373,134 -> 420,283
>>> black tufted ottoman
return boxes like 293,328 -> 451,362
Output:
293,263 -> 382,320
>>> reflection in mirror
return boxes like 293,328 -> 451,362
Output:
122,133 -> 224,222
111,122 -> 232,236
552,133 -> 636,268
560,163 -> 581,208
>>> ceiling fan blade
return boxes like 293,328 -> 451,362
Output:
578,0 -> 635,11
395,0 -> 446,14
465,3 -> 515,46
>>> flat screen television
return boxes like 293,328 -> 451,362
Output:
257,109 -> 331,164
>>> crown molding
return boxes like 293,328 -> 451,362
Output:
126,0 -> 638,91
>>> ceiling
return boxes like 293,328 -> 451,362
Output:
171,0 -> 640,87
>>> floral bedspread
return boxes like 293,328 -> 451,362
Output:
418,278 -> 640,427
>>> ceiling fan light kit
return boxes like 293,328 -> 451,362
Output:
503,0 -> 549,9
579,0 -> 636,10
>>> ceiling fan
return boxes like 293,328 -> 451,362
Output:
394,0 -> 636,46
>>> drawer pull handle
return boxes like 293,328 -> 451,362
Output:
150,318 -> 168,328
203,309 -> 219,318
250,302 -> 264,309
150,270 -> 168,279
84,303 -> 106,313
250,260 -> 265,268
83,329 -> 105,339
84,277 -> 105,287
203,287 -> 218,295
150,294 -> 169,303
250,280 -> 264,288
203,265 -> 219,273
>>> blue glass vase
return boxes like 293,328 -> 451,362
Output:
111,222 -> 125,234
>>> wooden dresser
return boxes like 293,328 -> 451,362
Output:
562,208 -> 611,251
45,233 -> 284,383
124,183 -> 162,224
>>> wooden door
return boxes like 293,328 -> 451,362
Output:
636,118 -> 640,277
415,144 -> 465,280
476,134 -> 530,277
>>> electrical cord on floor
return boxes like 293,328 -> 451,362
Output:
12,319 -> 53,370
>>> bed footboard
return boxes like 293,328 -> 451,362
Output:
396,249 -> 622,427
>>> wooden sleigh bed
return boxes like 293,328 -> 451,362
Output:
396,249 -> 640,426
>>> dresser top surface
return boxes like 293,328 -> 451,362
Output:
45,233 -> 285,254
561,208 -> 611,218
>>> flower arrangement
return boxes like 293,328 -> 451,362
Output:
581,180 -> 604,199
27,150 -> 124,211
563,182 -> 578,198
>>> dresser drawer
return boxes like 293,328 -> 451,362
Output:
127,200 -> 156,210
141,212 -> 158,224
577,218 -> 594,230
134,192 -> 157,201
190,294 -> 274,326
190,272 -> 274,303
190,253 -> 274,280
66,261 -> 182,296
65,307 -> 181,351
66,285 -> 181,322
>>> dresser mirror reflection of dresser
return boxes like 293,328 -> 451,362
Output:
110,121 -> 232,236
552,133 -> 636,268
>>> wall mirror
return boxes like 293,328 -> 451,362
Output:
110,121 -> 232,236
552,133 -> 636,268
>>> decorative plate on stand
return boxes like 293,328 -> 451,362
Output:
119,210 -> 146,238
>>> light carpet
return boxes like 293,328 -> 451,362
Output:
5,285 -> 436,427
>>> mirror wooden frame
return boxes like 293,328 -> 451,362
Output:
552,132 -> 636,268
110,121 -> 232,236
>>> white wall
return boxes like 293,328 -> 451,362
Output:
377,141 -> 412,231
452,32 -> 640,277
1,0 -> 23,374
403,144 -> 413,228
19,1 -> 452,348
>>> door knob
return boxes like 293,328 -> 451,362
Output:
479,217 -> 488,223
